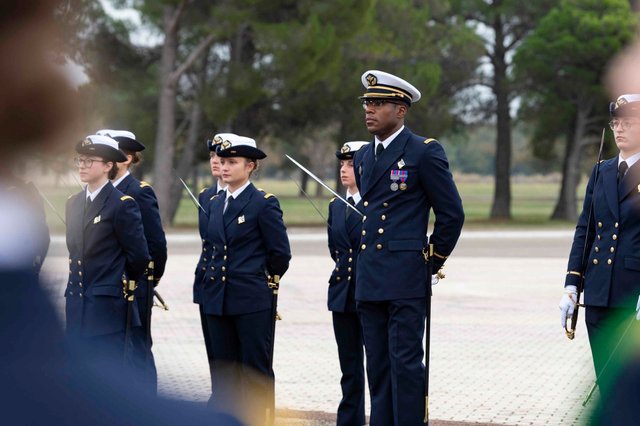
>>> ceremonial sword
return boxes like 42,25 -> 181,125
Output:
285,154 -> 363,217
177,175 -> 207,215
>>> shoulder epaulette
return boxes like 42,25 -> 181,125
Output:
424,138 -> 436,145
140,181 -> 151,188
257,187 -> 265,192
120,195 -> 134,201
199,187 -> 208,194
329,197 -> 337,203
264,193 -> 274,199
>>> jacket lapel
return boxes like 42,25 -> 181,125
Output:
601,160 -> 619,220
84,183 -> 113,229
224,183 -> 255,228
211,192 -> 226,243
618,160 -> 640,202
346,200 -> 362,233
359,143 -> 375,194
362,128 -> 410,198
69,192 -> 85,254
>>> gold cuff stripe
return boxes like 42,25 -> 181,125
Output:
120,195 -> 134,201
567,271 -> 582,277
433,251 -> 448,260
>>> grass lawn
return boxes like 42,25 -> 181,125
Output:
39,178 -> 580,232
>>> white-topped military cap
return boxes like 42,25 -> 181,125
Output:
75,134 -> 127,162
207,132 -> 237,151
610,94 -> 640,117
360,70 -> 421,105
216,134 -> 267,159
336,141 -> 370,159
96,129 -> 145,152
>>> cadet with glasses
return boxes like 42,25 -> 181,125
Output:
560,94 -> 640,381
65,135 -> 149,369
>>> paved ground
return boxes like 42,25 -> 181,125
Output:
43,228 -> 598,425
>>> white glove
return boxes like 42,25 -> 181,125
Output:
431,274 -> 439,286
636,295 -> 640,320
559,285 -> 578,327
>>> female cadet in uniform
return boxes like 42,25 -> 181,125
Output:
65,134 -> 149,366
202,135 -> 291,422
559,94 -> 640,379
97,129 -> 167,393
327,141 -> 369,426
193,132 -> 233,404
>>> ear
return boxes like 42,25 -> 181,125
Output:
396,104 -> 408,118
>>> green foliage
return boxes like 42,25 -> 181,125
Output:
515,0 -> 637,160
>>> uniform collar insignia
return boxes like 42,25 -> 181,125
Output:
93,215 -> 101,224
237,215 -> 245,224
398,159 -> 405,169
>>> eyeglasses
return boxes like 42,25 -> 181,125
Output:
362,99 -> 399,109
74,157 -> 105,167
609,119 -> 640,131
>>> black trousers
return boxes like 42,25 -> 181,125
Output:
206,309 -> 274,422
199,304 -> 215,398
332,311 -> 365,426
131,295 -> 157,394
357,298 -> 426,426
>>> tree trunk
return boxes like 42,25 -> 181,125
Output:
490,13 -> 512,219
299,171 -> 309,197
152,5 -> 181,226
166,56 -> 209,224
551,107 -> 589,221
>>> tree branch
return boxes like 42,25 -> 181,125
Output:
168,33 -> 216,87
167,0 -> 189,35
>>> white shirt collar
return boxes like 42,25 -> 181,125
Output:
226,180 -> 251,202
111,170 -> 130,188
619,151 -> 640,169
216,181 -> 227,193
375,125 -> 405,150
346,189 -> 361,206
86,180 -> 110,201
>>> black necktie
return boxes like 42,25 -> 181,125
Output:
84,197 -> 92,217
224,195 -> 233,216
618,160 -> 629,182
375,143 -> 384,160
346,196 -> 355,219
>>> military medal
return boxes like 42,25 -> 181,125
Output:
390,170 -> 400,191
398,170 -> 408,191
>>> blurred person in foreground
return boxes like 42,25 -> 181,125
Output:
0,2 -> 240,424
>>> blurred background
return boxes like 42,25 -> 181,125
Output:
31,0 -> 640,230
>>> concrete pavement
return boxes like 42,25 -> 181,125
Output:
42,228 -> 597,425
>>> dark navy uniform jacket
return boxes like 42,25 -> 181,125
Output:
193,186 -> 218,304
115,174 -> 167,291
327,196 -> 362,312
202,183 -> 291,316
565,157 -> 640,308
65,182 -> 150,337
353,127 -> 464,301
